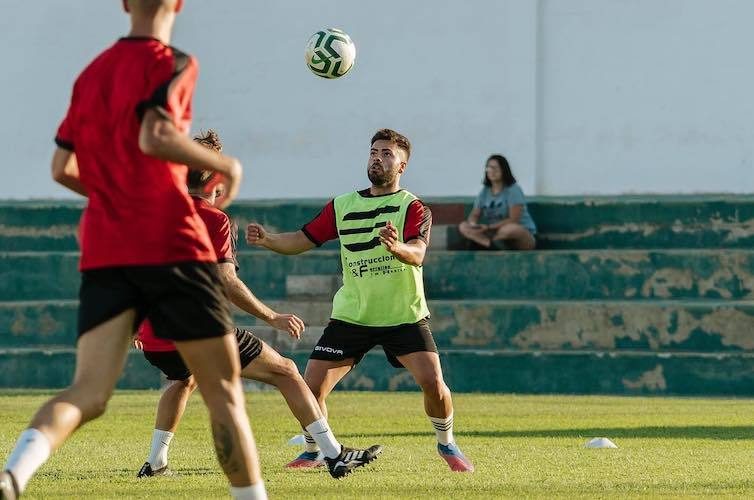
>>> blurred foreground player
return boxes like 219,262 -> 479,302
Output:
0,2 -> 266,498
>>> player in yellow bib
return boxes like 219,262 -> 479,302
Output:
246,129 -> 473,472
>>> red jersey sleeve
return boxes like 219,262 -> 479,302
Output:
213,216 -> 239,269
403,200 -> 432,244
302,200 -> 338,246
136,50 -> 198,134
55,83 -> 78,151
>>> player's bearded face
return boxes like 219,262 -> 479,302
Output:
367,165 -> 397,186
368,141 -> 404,186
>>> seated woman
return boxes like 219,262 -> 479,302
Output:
459,154 -> 537,250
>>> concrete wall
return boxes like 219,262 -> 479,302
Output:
1,0 -> 752,199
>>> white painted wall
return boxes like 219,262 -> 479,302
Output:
0,0 -> 751,199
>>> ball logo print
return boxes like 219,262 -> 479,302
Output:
305,28 -> 356,79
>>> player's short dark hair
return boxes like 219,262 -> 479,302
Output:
187,130 -> 222,191
128,0 -> 177,15
371,128 -> 411,160
483,154 -> 517,187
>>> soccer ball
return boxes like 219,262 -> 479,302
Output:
305,28 -> 356,79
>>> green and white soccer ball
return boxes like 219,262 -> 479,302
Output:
305,28 -> 356,79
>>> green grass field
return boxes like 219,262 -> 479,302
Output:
2,390 -> 754,499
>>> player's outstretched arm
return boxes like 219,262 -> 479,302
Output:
138,107 -> 242,208
379,220 -> 427,266
51,148 -> 87,197
217,262 -> 305,338
246,224 -> 316,255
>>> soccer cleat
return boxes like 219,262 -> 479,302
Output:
324,445 -> 383,479
0,471 -> 18,500
136,462 -> 177,478
285,451 -> 325,469
437,443 -> 474,472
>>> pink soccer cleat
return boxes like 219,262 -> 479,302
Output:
285,451 -> 325,469
437,443 -> 474,472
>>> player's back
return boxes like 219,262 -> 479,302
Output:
56,37 -> 214,271
138,196 -> 237,352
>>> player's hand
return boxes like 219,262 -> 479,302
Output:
214,157 -> 243,210
132,337 -> 143,350
246,223 -> 268,246
268,313 -> 305,339
379,220 -> 400,253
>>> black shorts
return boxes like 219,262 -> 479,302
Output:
143,328 -> 264,381
309,317 -> 438,368
78,262 -> 232,342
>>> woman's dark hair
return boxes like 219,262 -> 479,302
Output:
483,154 -> 516,187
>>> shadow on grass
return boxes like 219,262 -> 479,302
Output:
338,426 -> 754,440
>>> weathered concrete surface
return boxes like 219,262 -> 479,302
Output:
1,250 -> 751,301
1,196 -> 751,394
423,250 -> 754,301
4,300 -> 752,355
285,350 -> 754,396
0,349 -> 158,389
2,196 -> 754,250
0,300 -> 77,346
4,347 -> 754,394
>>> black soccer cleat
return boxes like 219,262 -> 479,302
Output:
136,462 -> 176,478
324,445 -> 383,479
0,471 -> 18,500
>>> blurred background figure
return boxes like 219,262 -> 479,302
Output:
458,154 -> 537,250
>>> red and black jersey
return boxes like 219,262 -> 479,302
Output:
302,189 -> 432,246
139,197 -> 238,352
194,197 -> 238,269
55,36 -> 215,271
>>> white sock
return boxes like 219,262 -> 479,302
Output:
230,482 -> 268,500
305,418 -> 340,459
147,429 -> 174,470
4,428 -> 52,493
429,413 -> 455,446
303,431 -> 320,454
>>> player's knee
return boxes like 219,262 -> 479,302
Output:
66,385 -> 110,420
82,393 -> 110,420
201,378 -> 243,412
418,375 -> 447,400
277,357 -> 300,379
182,377 -> 199,393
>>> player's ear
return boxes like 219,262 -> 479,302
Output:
175,0 -> 184,13
122,0 -> 130,13
398,161 -> 407,174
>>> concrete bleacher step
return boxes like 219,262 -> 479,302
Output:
2,249 -> 751,301
1,195 -> 753,251
300,349 -> 754,395
3,346 -> 754,395
4,299 -> 752,354
0,347 -> 157,389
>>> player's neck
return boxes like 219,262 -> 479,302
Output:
128,16 -> 174,45
490,181 -> 504,193
370,183 -> 401,196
